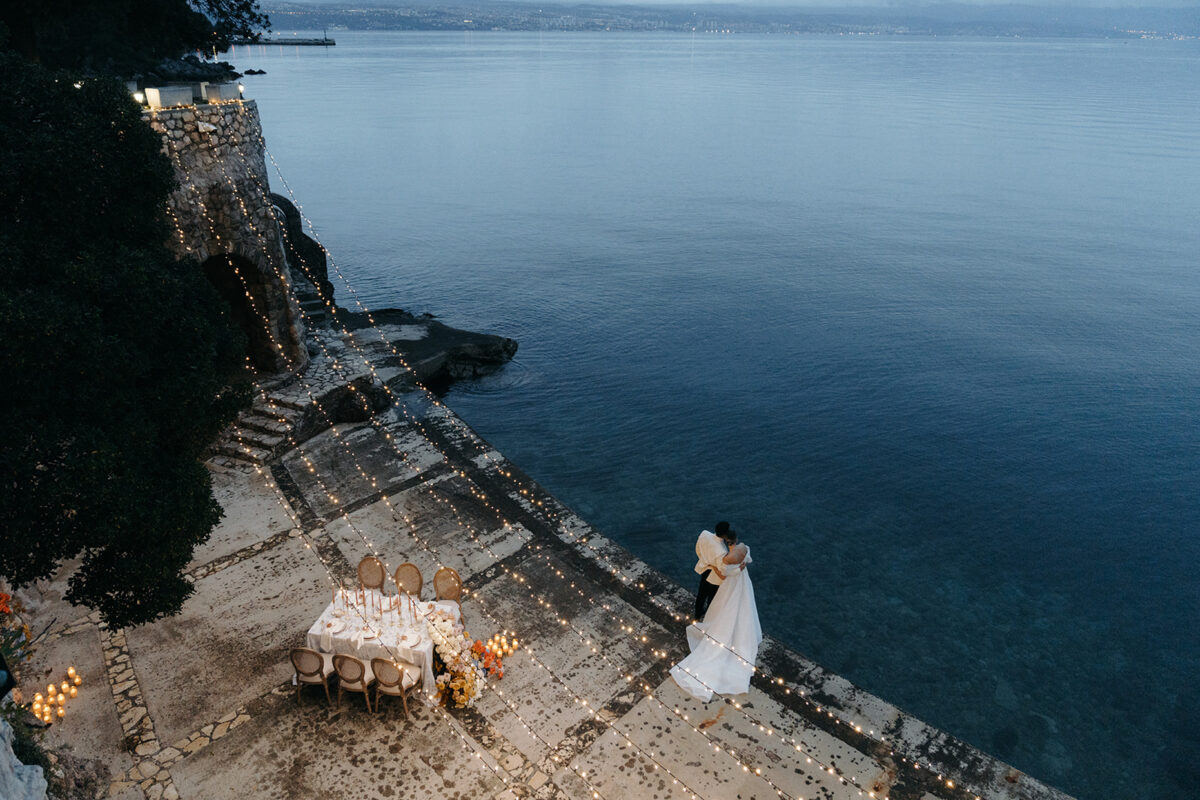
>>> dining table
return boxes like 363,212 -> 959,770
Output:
305,588 -> 461,697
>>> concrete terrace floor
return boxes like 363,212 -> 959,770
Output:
18,382 -> 1075,800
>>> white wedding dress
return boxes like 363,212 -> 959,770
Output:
670,547 -> 763,702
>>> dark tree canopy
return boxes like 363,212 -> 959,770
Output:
0,0 -> 269,76
0,52 -> 250,628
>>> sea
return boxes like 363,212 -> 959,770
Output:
234,31 -> 1200,799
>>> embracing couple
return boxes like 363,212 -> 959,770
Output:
669,521 -> 763,702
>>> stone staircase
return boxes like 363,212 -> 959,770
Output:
290,267 -> 328,327
209,382 -> 306,471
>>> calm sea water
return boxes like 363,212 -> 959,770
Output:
238,32 -> 1200,799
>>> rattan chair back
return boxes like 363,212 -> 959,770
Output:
332,653 -> 374,712
290,647 -> 334,705
333,654 -> 369,686
393,562 -> 423,598
433,566 -> 463,603
371,658 -> 404,689
290,647 -> 325,681
357,556 -> 386,590
371,656 -> 418,718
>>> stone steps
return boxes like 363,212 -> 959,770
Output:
212,441 -> 273,465
261,394 -> 308,413
208,378 -> 313,468
237,414 -> 292,437
249,400 -> 303,425
228,427 -> 286,452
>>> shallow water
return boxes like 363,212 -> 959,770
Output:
240,32 -> 1200,798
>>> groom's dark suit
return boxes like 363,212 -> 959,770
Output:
693,529 -> 727,621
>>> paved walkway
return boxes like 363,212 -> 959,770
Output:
17,370 -> 1074,800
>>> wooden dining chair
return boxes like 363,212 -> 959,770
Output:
332,654 -> 375,712
371,657 -> 420,718
289,647 -> 335,705
393,562 -> 423,599
433,566 -> 465,623
357,556 -> 386,591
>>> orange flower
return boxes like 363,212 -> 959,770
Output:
0,593 -> 11,615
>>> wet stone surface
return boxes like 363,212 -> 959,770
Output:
12,358 -> 1074,800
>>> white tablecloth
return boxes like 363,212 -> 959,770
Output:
305,590 -> 460,696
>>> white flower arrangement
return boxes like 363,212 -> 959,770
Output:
426,610 -> 486,707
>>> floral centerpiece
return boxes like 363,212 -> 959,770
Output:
471,639 -> 504,679
426,610 -> 486,708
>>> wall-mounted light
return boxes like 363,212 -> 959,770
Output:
133,91 -> 145,106
238,83 -> 245,99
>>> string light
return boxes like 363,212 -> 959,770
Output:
155,125 -> 524,793
158,154 -> 630,800
189,195 -> 810,797
158,103 -> 982,800
255,134 -> 963,800
256,163 -> 988,799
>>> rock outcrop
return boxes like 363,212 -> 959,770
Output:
0,718 -> 46,800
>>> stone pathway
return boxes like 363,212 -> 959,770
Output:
15,368 -> 1075,800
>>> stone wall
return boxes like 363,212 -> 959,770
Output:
144,101 -> 308,373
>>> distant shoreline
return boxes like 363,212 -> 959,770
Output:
260,1 -> 1200,39
232,37 -> 335,46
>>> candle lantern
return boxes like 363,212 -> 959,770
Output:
69,686 -> 78,698
60,682 -> 69,694
73,675 -> 82,686
67,666 -> 77,678
56,707 -> 65,718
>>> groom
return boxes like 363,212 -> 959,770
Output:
693,521 -> 736,622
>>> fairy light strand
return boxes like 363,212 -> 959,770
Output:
162,103 -> 982,800
156,127 -> 526,795
253,131 -> 973,800
159,153 -> 681,800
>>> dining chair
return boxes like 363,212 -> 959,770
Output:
289,647 -> 335,705
332,653 -> 375,712
433,566 -> 465,624
393,562 -> 423,599
371,656 -> 420,718
357,556 -> 386,591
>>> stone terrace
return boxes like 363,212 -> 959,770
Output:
17,373 -> 1075,800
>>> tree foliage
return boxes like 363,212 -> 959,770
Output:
0,0 -> 269,75
0,52 -> 250,628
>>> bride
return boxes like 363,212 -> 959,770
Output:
670,532 -> 762,702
